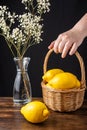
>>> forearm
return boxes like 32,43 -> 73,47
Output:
73,13 -> 87,38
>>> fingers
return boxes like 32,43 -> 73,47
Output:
69,42 -> 78,55
54,34 -> 72,56
48,30 -> 81,58
61,41 -> 73,58
54,34 -> 62,53
58,36 -> 69,53
49,39 -> 78,58
48,41 -> 55,49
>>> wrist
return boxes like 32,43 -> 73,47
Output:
73,13 -> 87,38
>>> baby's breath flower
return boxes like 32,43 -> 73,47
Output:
37,0 -> 50,14
0,0 -> 50,57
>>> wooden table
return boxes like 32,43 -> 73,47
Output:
0,97 -> 87,130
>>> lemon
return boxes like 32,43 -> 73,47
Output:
47,72 -> 80,89
42,68 -> 64,82
20,101 -> 49,123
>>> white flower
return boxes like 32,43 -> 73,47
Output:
0,17 -> 10,39
37,0 -> 50,13
0,0 -> 50,57
21,0 -> 50,14
18,13 -> 43,43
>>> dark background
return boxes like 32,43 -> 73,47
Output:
0,0 -> 87,97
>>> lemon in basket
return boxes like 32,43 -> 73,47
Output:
42,68 -> 64,82
46,72 -> 80,89
20,101 -> 49,123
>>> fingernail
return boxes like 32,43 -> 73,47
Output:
61,53 -> 65,58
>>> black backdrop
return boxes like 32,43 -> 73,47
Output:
0,0 -> 87,97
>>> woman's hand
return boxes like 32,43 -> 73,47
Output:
48,28 -> 84,58
48,13 -> 87,58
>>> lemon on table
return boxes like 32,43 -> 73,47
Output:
20,101 -> 49,123
47,72 -> 80,89
42,68 -> 64,82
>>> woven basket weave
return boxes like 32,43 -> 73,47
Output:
41,49 -> 86,112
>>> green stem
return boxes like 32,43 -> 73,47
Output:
7,40 -> 21,57
17,58 -> 30,99
0,33 -> 21,57
21,39 -> 35,58
21,32 -> 30,56
5,39 -> 15,57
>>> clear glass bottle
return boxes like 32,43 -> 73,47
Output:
13,57 -> 32,104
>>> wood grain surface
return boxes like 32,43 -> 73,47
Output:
0,97 -> 87,130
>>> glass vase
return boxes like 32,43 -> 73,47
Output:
13,57 -> 32,104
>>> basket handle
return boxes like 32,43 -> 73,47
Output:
43,49 -> 86,88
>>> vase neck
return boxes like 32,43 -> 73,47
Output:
14,57 -> 30,72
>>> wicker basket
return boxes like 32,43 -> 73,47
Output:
41,49 -> 86,112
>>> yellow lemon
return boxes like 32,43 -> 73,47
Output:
42,68 -> 64,82
47,72 -> 80,89
20,101 -> 49,123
